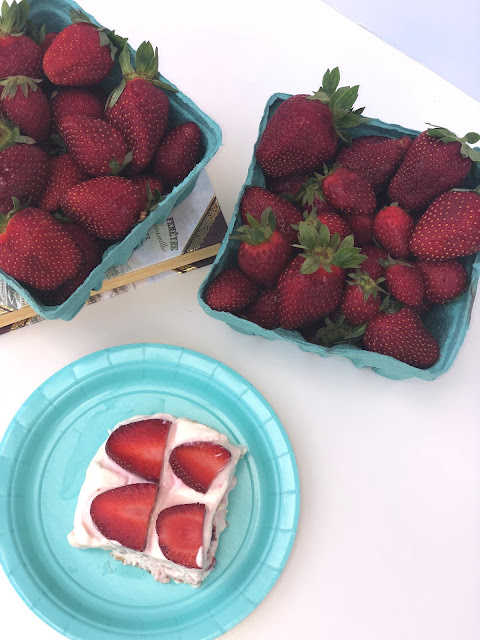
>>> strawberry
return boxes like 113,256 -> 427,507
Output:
0,1 -> 42,78
234,209 -> 291,286
383,258 -> 425,307
245,288 -> 279,329
90,483 -> 158,552
132,174 -> 164,209
344,213 -> 374,245
60,115 -> 131,177
278,220 -> 365,329
340,270 -> 385,325
205,267 -> 258,313
39,153 -> 87,212
0,116 -> 49,212
51,87 -> 105,130
417,259 -> 468,303
106,43 -> 176,174
357,245 -> 388,281
42,10 -> 117,86
410,188 -> 480,259
156,503 -> 206,568
240,186 -> 302,244
40,32 -> 58,55
363,305 -> 440,368
38,223 -> 103,306
256,67 -> 366,177
266,173 -> 309,199
169,441 -> 232,493
305,313 -> 366,346
105,418 -> 171,482
336,135 -> 412,192
0,201 -> 82,290
62,176 -> 146,240
388,127 -> 480,213
322,166 -> 376,216
153,121 -> 202,186
373,203 -> 415,259
0,76 -> 51,142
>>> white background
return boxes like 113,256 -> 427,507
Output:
1,1 -> 480,639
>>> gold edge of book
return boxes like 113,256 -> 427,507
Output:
0,243 -> 221,329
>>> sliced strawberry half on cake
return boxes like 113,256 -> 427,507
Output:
170,442 -> 232,493
156,503 -> 206,568
105,418 -> 171,482
90,483 -> 158,551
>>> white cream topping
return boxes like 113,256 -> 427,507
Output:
68,413 -> 247,586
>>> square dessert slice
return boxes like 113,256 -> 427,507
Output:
68,414 -> 247,587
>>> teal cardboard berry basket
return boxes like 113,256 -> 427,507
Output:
0,0 -> 222,321
198,93 -> 480,381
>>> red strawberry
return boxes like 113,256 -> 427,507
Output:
344,213 -> 374,245
106,42 -> 175,174
170,441 -> 232,493
266,173 -> 309,199
39,153 -> 87,212
373,204 -> 414,259
417,259 -> 468,303
256,68 -> 365,177
323,166 -> 376,216
357,245 -> 388,281
340,270 -> 385,325
105,418 -> 171,482
0,119 -> 49,212
0,202 -> 82,290
62,176 -> 145,240
60,115 -> 131,177
235,209 -> 291,287
383,258 -> 425,307
90,483 -> 158,552
410,189 -> 480,259
388,127 -> 480,213
0,76 -> 51,142
40,32 -> 58,55
337,135 -> 412,192
42,10 -> 116,86
240,186 -> 302,244
245,288 -> 279,329
363,305 -> 440,368
0,1 -> 42,78
153,121 -> 202,186
38,223 -> 103,306
278,220 -> 365,329
156,503 -> 206,568
51,87 -> 105,130
205,267 -> 258,313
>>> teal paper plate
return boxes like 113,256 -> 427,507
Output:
0,344 -> 300,640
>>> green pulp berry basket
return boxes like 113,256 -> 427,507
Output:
198,93 -> 480,381
0,0 -> 222,321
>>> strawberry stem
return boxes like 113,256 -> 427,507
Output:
0,0 -> 29,36
0,114 -> 34,151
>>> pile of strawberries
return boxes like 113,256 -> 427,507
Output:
205,68 -> 480,369
0,0 -> 203,306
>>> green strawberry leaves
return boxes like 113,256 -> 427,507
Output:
0,0 -> 29,36
347,269 -> 386,302
295,219 -> 365,274
233,208 -> 277,245
296,172 -> 326,207
0,114 -> 34,150
315,313 -> 366,347
0,75 -> 40,100
309,67 -> 370,143
426,124 -> 480,163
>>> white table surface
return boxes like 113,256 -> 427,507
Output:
2,1 -> 480,639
